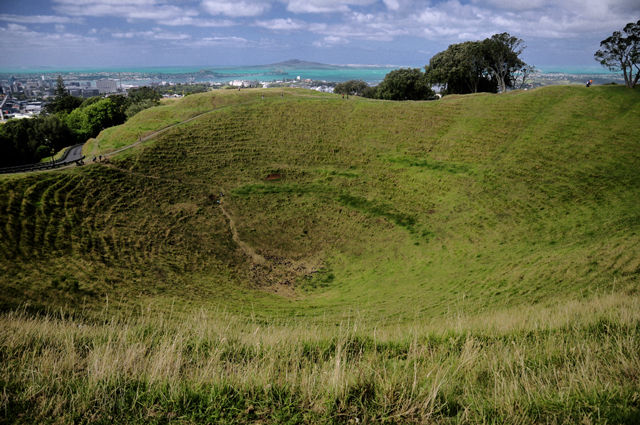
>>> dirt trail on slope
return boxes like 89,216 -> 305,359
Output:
91,94 -> 328,296
219,202 -> 323,298
219,203 -> 267,267
99,163 -> 319,297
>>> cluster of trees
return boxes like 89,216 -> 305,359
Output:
154,83 -> 211,96
0,78 -> 161,167
333,80 -> 369,96
425,33 -> 533,95
335,68 -> 436,101
0,114 -> 75,167
338,22 -> 639,102
595,20 -> 640,89
376,68 -> 437,100
336,32 -> 529,101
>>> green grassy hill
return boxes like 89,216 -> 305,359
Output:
2,86 -> 638,319
1,86 -> 639,423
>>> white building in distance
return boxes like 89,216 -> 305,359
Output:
96,80 -> 118,94
229,80 -> 258,87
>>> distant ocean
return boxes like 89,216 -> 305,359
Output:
0,64 -> 622,85
535,66 -> 620,75
0,65 -> 400,85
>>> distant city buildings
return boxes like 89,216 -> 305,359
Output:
0,97 -> 44,120
83,88 -> 100,98
96,79 -> 118,94
230,80 -> 259,87
1,77 -> 55,99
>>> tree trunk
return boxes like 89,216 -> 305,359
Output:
498,77 -> 507,93
632,70 -> 639,89
622,64 -> 632,88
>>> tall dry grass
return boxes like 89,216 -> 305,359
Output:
2,291 -> 639,424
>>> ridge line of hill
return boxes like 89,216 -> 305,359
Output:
100,99 -> 260,159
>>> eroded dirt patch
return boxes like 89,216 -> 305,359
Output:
220,203 -> 320,297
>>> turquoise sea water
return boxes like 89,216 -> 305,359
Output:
0,64 -> 623,84
0,65 -> 399,84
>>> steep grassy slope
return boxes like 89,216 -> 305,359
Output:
1,86 -> 639,320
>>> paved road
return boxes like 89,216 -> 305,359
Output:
63,144 -> 84,163
0,143 -> 85,174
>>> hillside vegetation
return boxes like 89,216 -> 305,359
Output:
1,86 -> 639,423
2,86 -> 639,318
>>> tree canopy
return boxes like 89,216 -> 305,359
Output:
1,81 -> 165,168
0,115 -> 75,166
333,80 -> 369,96
1,94 -> 135,167
127,87 -> 162,105
425,33 -> 530,95
65,97 -> 119,141
375,68 -> 436,101
425,41 -> 496,95
595,20 -> 640,89
483,33 -> 527,94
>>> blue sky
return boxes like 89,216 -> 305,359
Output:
0,0 -> 638,69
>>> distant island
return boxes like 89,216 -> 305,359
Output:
246,59 -> 350,70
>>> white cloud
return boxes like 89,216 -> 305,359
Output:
284,0 -> 378,14
254,18 -> 306,31
0,14 -> 85,24
286,1 -> 349,14
6,23 -> 29,32
313,35 -> 349,47
305,12 -> 405,41
471,0 -> 551,12
0,23 -> 98,50
54,0 -> 159,7
53,0 -> 199,21
434,0 -> 639,40
158,17 -> 235,27
190,36 -> 250,47
474,0 -> 640,15
383,0 -> 400,11
201,0 -> 271,17
4,0 -> 640,67
111,28 -> 191,40
40,0 -> 640,45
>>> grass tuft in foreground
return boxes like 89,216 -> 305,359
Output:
2,292 -> 639,424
